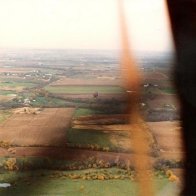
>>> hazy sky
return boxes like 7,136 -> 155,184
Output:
0,0 -> 173,51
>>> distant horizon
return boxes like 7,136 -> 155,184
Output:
0,47 -> 174,53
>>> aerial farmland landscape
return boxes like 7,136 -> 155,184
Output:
0,0 -> 189,194
0,49 -> 183,195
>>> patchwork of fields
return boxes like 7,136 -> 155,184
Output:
0,51 -> 182,195
0,107 -> 183,195
0,108 -> 183,164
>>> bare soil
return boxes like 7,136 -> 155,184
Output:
0,68 -> 32,73
49,76 -> 122,86
0,108 -> 75,147
148,121 -> 184,161
0,95 -> 15,102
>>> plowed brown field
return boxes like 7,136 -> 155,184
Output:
49,77 -> 122,86
0,108 -> 75,147
148,121 -> 184,160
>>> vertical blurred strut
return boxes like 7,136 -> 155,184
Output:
118,0 -> 141,121
117,0 -> 154,195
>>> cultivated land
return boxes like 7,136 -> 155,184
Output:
0,49 -> 182,195
0,109 -> 182,195
0,108 -> 75,147
49,76 -> 122,86
44,85 -> 124,94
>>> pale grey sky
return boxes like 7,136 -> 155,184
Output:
0,0 -> 173,51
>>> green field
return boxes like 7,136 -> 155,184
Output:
31,96 -> 67,107
0,90 -> 16,95
66,128 -> 129,152
44,86 -> 124,94
0,169 -> 173,196
74,108 -> 103,117
161,87 -> 176,95
0,110 -> 11,124
0,81 -> 36,89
